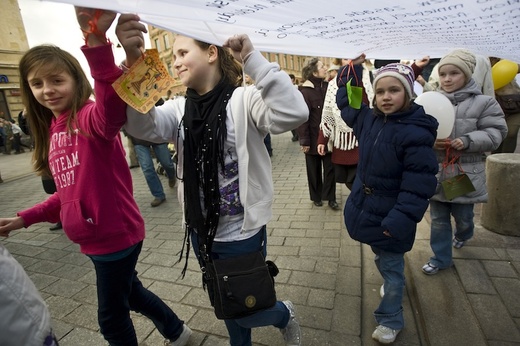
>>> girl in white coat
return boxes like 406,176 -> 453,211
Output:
116,14 -> 308,346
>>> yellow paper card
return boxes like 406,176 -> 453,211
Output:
113,49 -> 175,113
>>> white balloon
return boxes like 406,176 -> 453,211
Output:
414,91 -> 455,139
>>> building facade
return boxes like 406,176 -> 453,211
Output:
146,25 -> 333,97
0,0 -> 29,121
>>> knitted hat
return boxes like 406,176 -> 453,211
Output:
372,63 -> 415,99
437,49 -> 476,81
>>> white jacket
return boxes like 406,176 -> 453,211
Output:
0,243 -> 52,346
124,51 -> 308,234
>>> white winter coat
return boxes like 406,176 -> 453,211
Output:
124,51 -> 308,234
0,243 -> 52,346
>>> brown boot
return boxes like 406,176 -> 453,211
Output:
150,197 -> 166,207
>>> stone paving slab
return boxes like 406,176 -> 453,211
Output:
1,131 -> 520,345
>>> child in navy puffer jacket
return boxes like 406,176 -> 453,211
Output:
336,58 -> 438,344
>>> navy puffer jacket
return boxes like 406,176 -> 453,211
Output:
336,65 -> 438,253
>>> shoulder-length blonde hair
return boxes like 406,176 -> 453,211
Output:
19,45 -> 92,176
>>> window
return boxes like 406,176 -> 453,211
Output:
154,38 -> 161,51
164,35 -> 170,49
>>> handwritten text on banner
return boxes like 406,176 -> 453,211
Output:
50,0 -> 520,61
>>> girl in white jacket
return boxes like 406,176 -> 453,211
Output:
116,14 -> 308,346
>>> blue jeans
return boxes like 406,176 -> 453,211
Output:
372,247 -> 405,330
191,227 -> 290,346
134,143 -> 174,199
429,200 -> 474,268
90,242 -> 184,346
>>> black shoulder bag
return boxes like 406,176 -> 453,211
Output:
199,232 -> 278,320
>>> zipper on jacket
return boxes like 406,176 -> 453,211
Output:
361,119 -> 386,185
355,119 -> 386,233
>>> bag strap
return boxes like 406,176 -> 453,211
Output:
338,61 -> 359,86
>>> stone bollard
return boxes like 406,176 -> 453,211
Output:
481,153 -> 520,236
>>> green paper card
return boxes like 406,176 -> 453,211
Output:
346,78 -> 363,109
441,174 -> 476,200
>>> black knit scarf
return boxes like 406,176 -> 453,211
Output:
179,79 -> 236,275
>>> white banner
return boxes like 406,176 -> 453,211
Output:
47,0 -> 520,62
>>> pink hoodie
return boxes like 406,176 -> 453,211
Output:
18,44 -> 144,255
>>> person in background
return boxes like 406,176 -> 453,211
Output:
126,97 -> 176,207
0,7 -> 191,346
420,58 -> 441,82
126,135 -> 140,168
422,49 -> 507,275
490,57 -> 520,154
117,12 -> 307,345
289,73 -> 299,142
369,60 -> 400,83
0,118 -> 13,154
298,57 -> 339,210
336,59 -> 439,344
326,59 -> 341,82
18,108 -> 34,151
318,58 -> 361,192
11,121 -> 25,154
264,133 -> 273,157
129,133 -> 176,207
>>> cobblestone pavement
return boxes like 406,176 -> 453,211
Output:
1,132 -> 520,345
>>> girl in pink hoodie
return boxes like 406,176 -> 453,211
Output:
0,7 -> 190,346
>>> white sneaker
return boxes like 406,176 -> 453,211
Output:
281,301 -> 301,345
372,325 -> 401,344
164,324 -> 192,346
380,284 -> 384,298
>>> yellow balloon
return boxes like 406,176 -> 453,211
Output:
492,60 -> 519,90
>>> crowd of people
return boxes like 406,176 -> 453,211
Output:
0,4 -> 518,346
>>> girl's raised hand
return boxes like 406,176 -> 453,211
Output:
223,34 -> 254,64
116,13 -> 148,67
414,56 -> 430,68
350,53 -> 366,66
75,7 -> 117,46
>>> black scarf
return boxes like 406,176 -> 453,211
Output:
180,79 -> 236,272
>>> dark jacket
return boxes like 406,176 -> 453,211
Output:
297,76 -> 328,155
336,65 -> 439,253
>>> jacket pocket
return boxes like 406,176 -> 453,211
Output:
348,212 -> 388,245
461,162 -> 486,198
60,199 -> 97,243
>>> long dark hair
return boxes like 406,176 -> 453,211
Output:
19,45 -> 92,176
